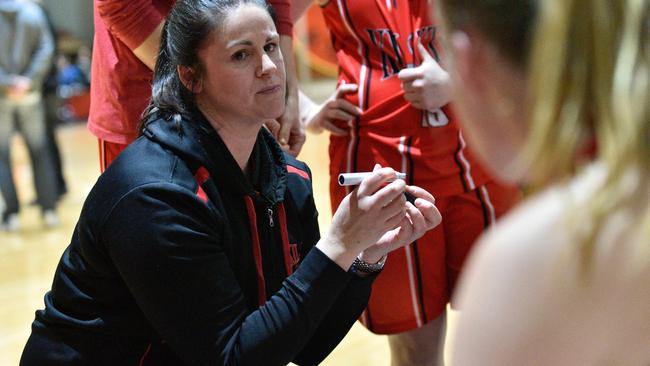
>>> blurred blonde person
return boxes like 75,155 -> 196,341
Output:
438,0 -> 650,364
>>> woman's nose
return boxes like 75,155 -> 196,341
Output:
257,53 -> 278,77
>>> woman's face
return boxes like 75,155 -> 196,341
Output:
436,0 -> 530,183
194,4 -> 286,126
445,29 -> 529,184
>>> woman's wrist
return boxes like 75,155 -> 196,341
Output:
358,248 -> 387,264
315,236 -> 358,271
302,104 -> 322,133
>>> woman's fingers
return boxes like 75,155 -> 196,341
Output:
414,198 -> 441,229
405,201 -> 427,237
381,193 -> 407,225
398,67 -> 424,82
334,83 -> 359,99
406,185 -> 435,204
419,201 -> 441,229
356,168 -> 397,196
321,121 -> 348,135
335,99 -> 363,116
358,173 -> 406,208
263,119 -> 281,137
326,108 -> 355,121
405,185 -> 440,228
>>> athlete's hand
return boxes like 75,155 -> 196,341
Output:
398,43 -> 451,111
360,184 -> 441,263
264,93 -> 306,157
303,83 -> 361,136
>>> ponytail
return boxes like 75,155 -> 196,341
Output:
526,0 -> 650,270
139,20 -> 190,130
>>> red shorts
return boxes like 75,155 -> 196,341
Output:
355,181 -> 520,334
327,129 -> 520,333
98,139 -> 128,172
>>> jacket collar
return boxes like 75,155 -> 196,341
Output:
142,113 -> 287,204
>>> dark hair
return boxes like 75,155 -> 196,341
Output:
440,0 -> 537,68
140,0 -> 273,128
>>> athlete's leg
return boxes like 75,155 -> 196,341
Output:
387,310 -> 447,366
379,199 -> 450,366
0,101 -> 19,221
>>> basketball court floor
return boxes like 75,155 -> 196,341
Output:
0,82 -> 457,365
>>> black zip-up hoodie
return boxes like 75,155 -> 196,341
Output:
21,115 -> 376,366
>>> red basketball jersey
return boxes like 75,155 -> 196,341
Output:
321,0 -> 489,198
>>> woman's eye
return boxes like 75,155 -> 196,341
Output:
232,51 -> 249,61
264,43 -> 277,53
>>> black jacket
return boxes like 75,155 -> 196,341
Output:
21,115 -> 375,365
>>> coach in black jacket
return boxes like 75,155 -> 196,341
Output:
21,1 -> 440,365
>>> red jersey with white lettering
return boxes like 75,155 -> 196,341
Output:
321,0 -> 490,203
319,0 -> 520,334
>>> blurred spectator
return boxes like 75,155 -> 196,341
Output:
35,0 -> 67,202
0,0 -> 60,231
76,45 -> 91,82
56,54 -> 88,96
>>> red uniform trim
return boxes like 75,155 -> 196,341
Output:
138,342 -> 152,366
194,166 -> 210,184
195,187 -> 208,203
286,165 -> 310,180
98,139 -> 128,172
244,196 -> 267,306
193,167 -> 210,203
277,203 -> 295,276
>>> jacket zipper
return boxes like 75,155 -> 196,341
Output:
267,206 -> 274,227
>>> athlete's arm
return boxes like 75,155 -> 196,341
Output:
292,0 -> 313,21
275,34 -> 306,156
263,0 -> 306,156
96,0 -> 168,70
133,21 -> 164,71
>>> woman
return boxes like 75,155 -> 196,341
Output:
19,1 -> 440,365
294,0 -> 520,364
439,0 -> 650,364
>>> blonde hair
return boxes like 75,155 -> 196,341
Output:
524,0 -> 650,267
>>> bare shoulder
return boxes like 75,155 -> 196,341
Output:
451,165 -> 650,365
466,184 -> 571,285
450,187 -> 571,364
455,164 -> 610,306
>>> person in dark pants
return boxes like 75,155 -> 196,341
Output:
37,1 -> 67,201
0,0 -> 59,230
20,0 -> 441,364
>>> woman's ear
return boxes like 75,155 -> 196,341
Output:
450,30 -> 479,92
450,29 -> 502,98
177,65 -> 203,93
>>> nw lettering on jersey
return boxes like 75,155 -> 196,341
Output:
366,26 -> 441,79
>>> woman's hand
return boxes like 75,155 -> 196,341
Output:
359,185 -> 441,264
317,166 -> 408,270
302,83 -> 360,135
398,43 -> 451,111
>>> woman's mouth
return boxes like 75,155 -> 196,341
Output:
257,85 -> 281,94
